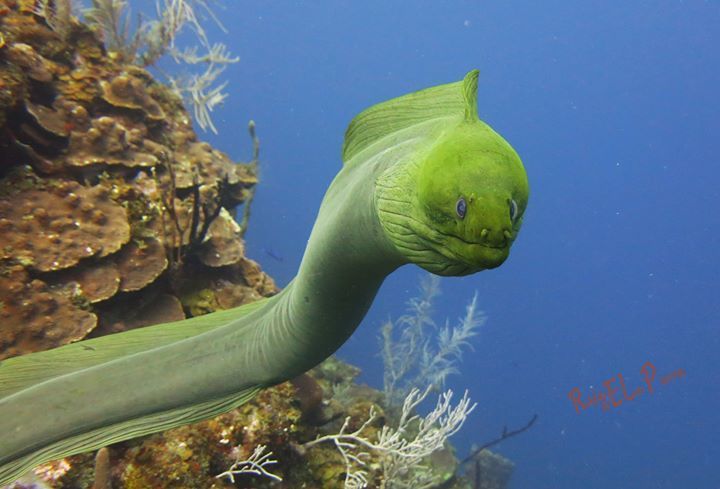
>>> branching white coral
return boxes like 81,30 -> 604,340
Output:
172,64 -> 229,134
171,42 -> 238,65
381,275 -> 485,408
305,388 -> 476,489
417,292 -> 483,390
215,444 -> 283,483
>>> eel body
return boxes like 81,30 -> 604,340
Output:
0,70 -> 529,485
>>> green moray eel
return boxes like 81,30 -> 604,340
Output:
0,70 -> 529,485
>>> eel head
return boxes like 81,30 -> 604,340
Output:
376,120 -> 529,276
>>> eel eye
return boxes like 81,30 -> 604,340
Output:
456,197 -> 467,219
509,199 -> 519,221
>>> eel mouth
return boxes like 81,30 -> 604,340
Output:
414,230 -> 509,275
450,235 -> 508,249
375,200 -> 511,275
457,244 -> 509,270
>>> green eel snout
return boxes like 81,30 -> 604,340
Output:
376,119 -> 529,276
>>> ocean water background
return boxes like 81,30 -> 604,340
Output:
176,2 -> 717,487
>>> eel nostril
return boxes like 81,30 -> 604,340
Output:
503,230 -> 513,240
480,228 -> 489,239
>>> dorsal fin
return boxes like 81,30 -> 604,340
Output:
341,69 -> 480,165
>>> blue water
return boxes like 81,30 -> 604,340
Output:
195,2 -> 719,487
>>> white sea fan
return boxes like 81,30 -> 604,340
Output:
381,274 -> 485,408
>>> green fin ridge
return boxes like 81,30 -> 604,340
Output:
0,299 -> 268,399
463,69 -> 480,122
341,69 -> 481,165
0,386 -> 262,486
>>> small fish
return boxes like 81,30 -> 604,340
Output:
263,247 -> 284,262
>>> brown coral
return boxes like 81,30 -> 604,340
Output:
25,101 -> 71,138
0,181 -> 131,272
100,72 -> 165,121
175,258 -> 278,315
49,260 -> 121,303
130,293 -> 185,326
291,373 -> 330,425
25,98 -> 90,139
65,116 -> 159,169
0,62 -> 27,127
171,142 -> 258,205
197,208 -> 244,267
4,42 -> 54,82
115,237 -> 168,292
59,66 -> 104,104
0,266 -> 97,359
11,100 -> 81,162
235,257 -> 278,298
92,293 -> 185,336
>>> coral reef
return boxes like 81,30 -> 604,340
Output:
0,0 -> 272,360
